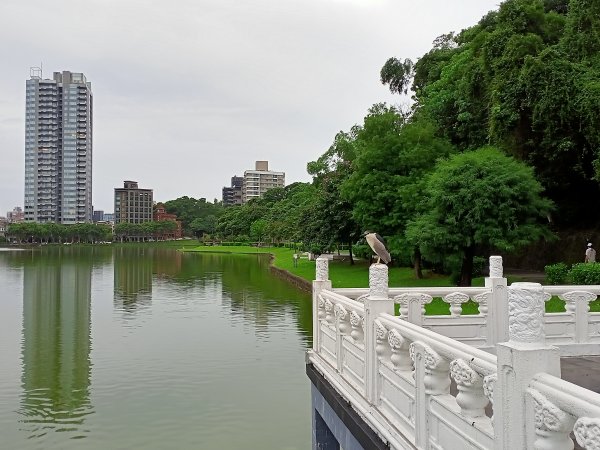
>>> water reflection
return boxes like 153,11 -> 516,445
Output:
113,247 -> 153,313
19,249 -> 94,439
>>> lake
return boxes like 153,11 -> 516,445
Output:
0,246 -> 312,449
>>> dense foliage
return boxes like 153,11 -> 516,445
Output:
6,222 -> 112,244
163,196 -> 223,235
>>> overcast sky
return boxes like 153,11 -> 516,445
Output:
0,0 -> 499,214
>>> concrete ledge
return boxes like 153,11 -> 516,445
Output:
306,362 -> 389,450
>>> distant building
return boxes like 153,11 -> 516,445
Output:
242,161 -> 285,203
153,203 -> 182,239
114,181 -> 153,224
222,176 -> 243,206
0,217 -> 7,237
7,207 -> 25,223
103,213 -> 114,223
92,210 -> 104,223
24,70 -> 93,223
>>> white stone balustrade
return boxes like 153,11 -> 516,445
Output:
308,256 -> 600,450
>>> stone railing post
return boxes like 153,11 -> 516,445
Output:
364,263 -> 394,403
485,256 -> 508,346
312,256 -> 332,353
494,282 -> 562,450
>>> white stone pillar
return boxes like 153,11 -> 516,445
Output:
494,282 -> 561,450
364,263 -> 393,403
312,256 -> 332,353
485,256 -> 508,346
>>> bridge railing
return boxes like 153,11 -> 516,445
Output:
308,256 -> 600,449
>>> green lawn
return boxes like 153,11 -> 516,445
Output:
182,245 -> 598,315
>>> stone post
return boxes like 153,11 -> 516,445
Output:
313,256 -> 332,353
494,282 -> 561,450
485,256 -> 508,346
364,263 -> 394,403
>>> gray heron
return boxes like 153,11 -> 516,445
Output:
362,232 -> 391,264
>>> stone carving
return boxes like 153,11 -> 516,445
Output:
573,417 -> 600,450
543,291 -> 553,302
393,293 -> 433,318
374,320 -> 390,359
325,299 -> 334,324
316,256 -> 329,281
334,303 -> 349,334
409,342 -> 450,395
356,294 -> 369,303
473,292 -> 490,315
450,359 -> 487,418
369,264 -> 389,299
483,374 -> 496,404
530,389 -> 575,449
489,256 -> 503,278
317,294 -> 326,320
388,329 -> 411,371
443,292 -> 470,316
349,311 -> 364,343
559,291 -> 597,315
508,283 -> 545,344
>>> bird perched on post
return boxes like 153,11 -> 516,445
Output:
362,232 -> 391,264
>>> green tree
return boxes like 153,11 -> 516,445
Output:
407,147 -> 553,286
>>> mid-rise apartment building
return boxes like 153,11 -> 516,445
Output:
242,161 -> 285,203
24,69 -> 93,223
222,176 -> 243,206
114,181 -> 153,224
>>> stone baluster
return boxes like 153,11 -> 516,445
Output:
334,303 -> 349,372
483,374 -> 497,420
573,417 -> 600,449
559,291 -> 597,343
474,292 -> 490,316
349,310 -> 364,344
494,282 -> 562,450
312,256 -> 332,353
364,263 -> 393,403
444,292 -> 470,317
449,359 -> 489,418
388,329 -> 412,371
529,389 -> 575,450
324,299 -> 334,324
374,320 -> 390,361
394,293 -> 432,326
410,341 -> 450,448
485,255 -> 508,346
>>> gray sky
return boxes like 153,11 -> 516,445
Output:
0,0 -> 499,214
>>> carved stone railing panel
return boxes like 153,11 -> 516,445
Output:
374,320 -> 390,360
449,358 -> 488,418
443,292 -> 471,317
530,389 -> 575,450
317,294 -> 326,321
393,293 -> 433,320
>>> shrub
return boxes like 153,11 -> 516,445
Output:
352,244 -> 372,260
545,262 -> 570,285
569,263 -> 600,285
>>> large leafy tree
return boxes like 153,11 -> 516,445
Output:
406,147 -> 554,285
341,105 -> 455,274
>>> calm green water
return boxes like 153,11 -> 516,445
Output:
0,246 -> 312,449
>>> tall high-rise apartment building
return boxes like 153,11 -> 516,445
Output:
24,70 -> 93,223
114,181 -> 153,224
242,161 -> 285,203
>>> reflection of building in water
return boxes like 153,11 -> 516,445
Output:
113,247 -> 153,312
20,257 -> 92,437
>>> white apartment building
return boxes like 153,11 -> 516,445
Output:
242,161 -> 285,203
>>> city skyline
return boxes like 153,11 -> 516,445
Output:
0,0 -> 500,214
